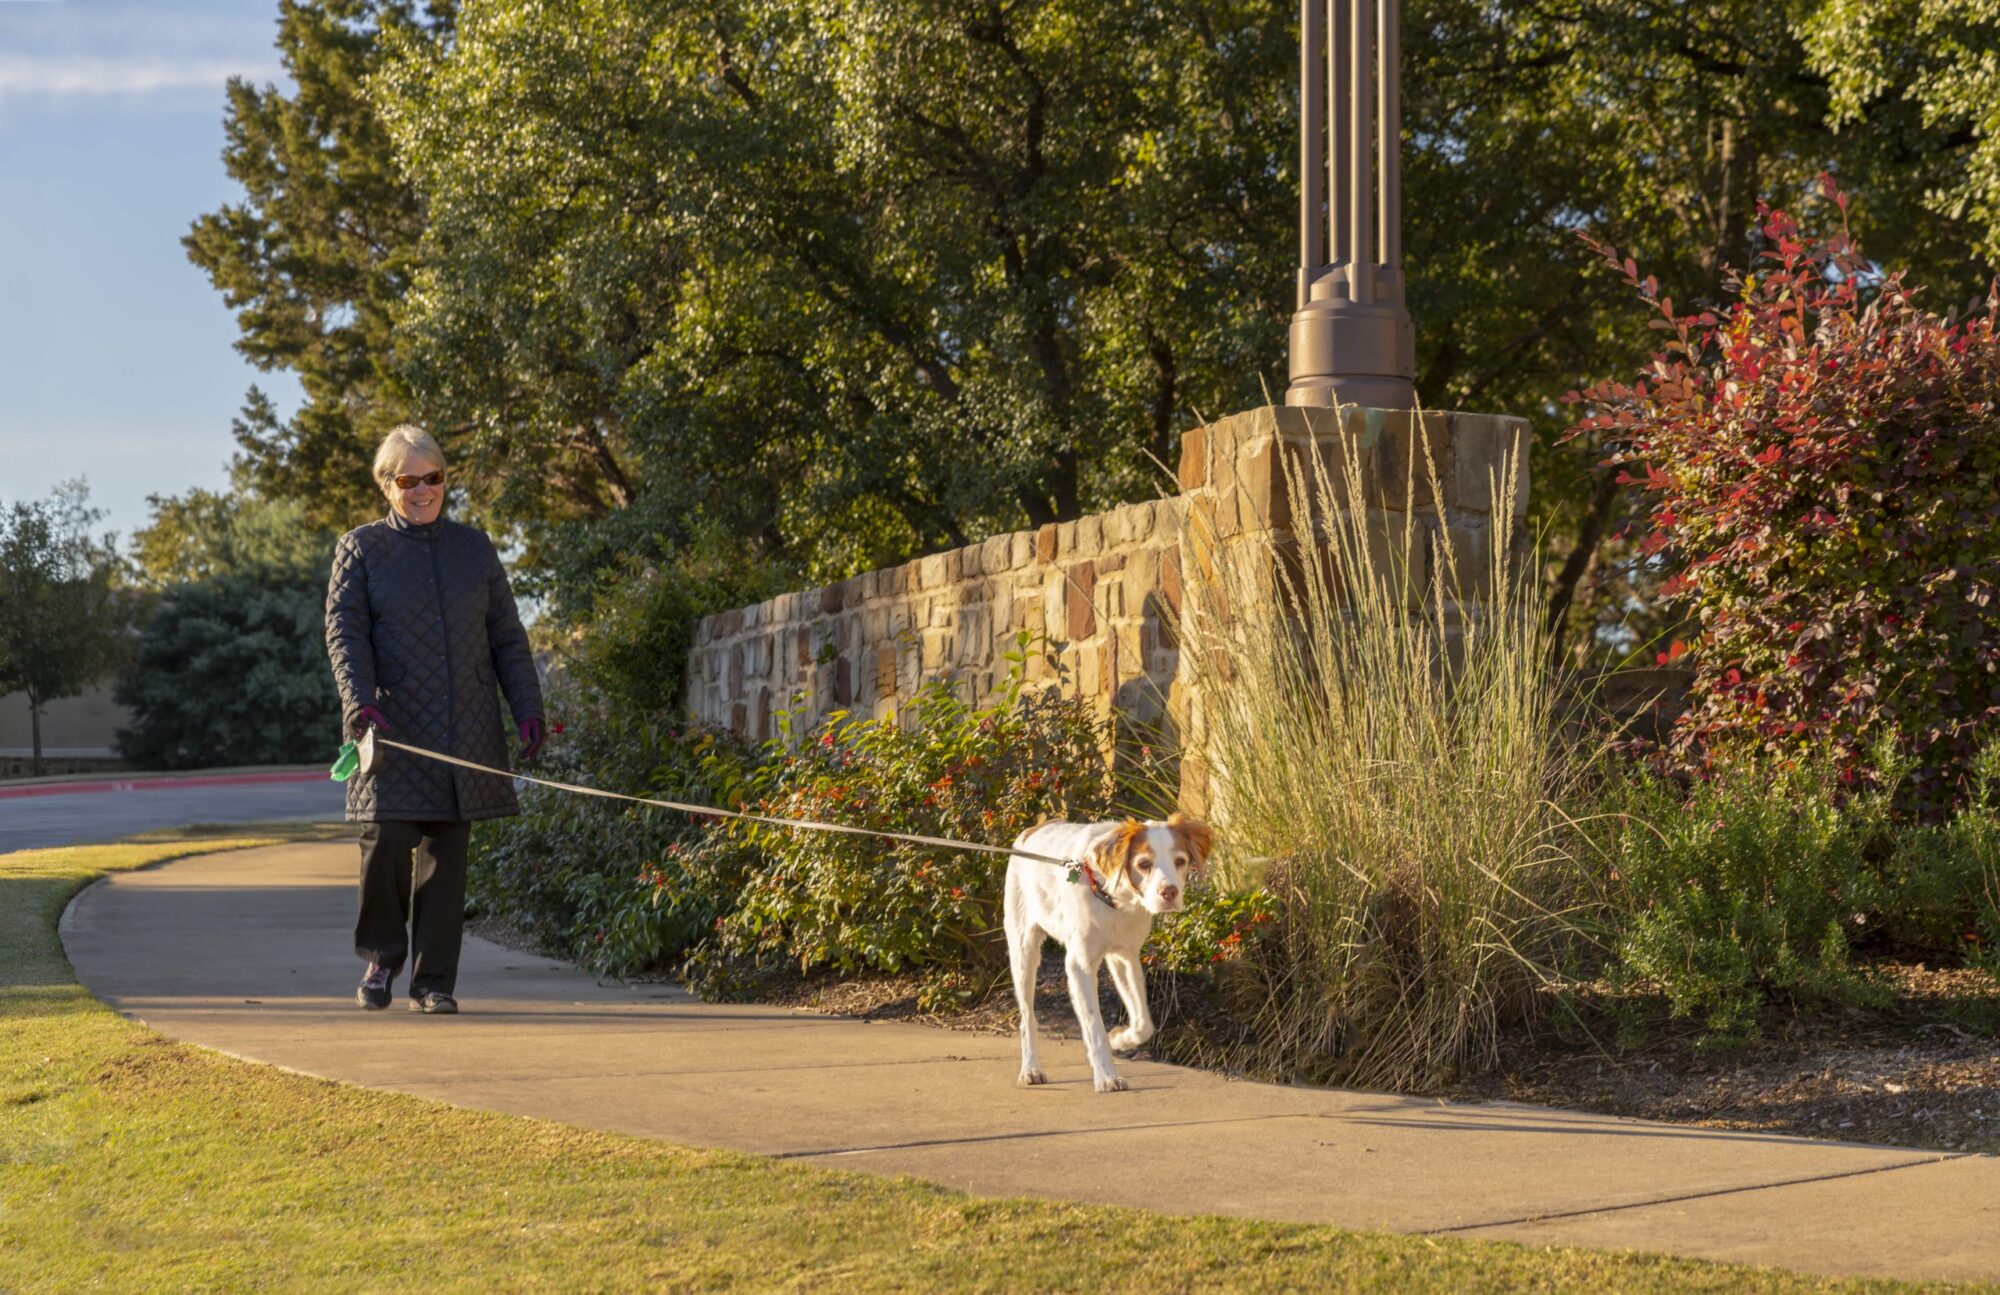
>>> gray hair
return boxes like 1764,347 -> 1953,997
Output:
373,425 -> 448,486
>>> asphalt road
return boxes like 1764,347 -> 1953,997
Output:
0,779 -> 347,853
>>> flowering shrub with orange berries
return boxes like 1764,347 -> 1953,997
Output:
696,636 -> 1116,977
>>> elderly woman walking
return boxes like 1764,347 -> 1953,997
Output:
325,426 -> 545,1014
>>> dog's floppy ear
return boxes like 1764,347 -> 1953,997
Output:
1093,820 -> 1147,894
1167,812 -> 1214,871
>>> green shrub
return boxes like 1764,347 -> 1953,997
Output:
468,683 -> 762,972
115,570 -> 342,769
1601,752 -> 1893,1038
1142,885 -> 1279,974
695,641 -> 1117,982
1879,741 -> 2000,976
561,525 -> 792,719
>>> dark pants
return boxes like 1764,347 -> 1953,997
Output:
355,820 -> 471,997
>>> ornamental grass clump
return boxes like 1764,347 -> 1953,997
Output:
1178,408 -> 1597,1091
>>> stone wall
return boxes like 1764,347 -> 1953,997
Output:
685,404 -> 1530,784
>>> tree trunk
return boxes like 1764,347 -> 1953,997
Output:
28,687 -> 43,778
1545,465 -> 1622,667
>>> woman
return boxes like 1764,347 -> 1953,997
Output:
325,426 -> 545,1014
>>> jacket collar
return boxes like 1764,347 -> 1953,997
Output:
385,507 -> 445,540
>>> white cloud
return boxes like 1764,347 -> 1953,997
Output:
0,4 -> 284,99
0,53 -> 279,96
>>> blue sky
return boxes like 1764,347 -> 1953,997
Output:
0,0 -> 303,543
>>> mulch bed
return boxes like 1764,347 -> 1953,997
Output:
1448,965 -> 2000,1155
468,914 -> 1998,1155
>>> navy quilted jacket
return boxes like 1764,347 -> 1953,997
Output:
324,510 -> 544,822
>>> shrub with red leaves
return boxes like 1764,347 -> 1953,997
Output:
1563,174 -> 2000,819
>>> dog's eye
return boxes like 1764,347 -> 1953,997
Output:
1137,857 -> 1153,871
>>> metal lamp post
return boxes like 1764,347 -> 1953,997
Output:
1287,0 -> 1416,409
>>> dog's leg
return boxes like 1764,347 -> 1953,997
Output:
1011,921 -> 1048,1086
1103,951 -> 1155,1054
1064,951 -> 1127,1092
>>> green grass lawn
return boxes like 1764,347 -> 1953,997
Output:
0,827 -> 1982,1294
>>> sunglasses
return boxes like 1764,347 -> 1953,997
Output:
392,470 -> 446,490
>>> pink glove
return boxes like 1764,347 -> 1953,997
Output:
352,705 -> 390,737
518,716 -> 545,762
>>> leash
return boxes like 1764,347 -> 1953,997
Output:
330,729 -> 1115,900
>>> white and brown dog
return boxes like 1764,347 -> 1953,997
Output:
1005,814 -> 1214,1092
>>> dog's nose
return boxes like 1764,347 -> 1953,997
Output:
1161,884 -> 1180,906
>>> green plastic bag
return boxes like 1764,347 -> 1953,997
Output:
330,739 -> 359,782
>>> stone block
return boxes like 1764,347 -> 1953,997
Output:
1104,506 -> 1130,549
1448,412 -> 1530,516
1208,429 -> 1237,500
1160,544 -> 1183,616
727,645 -> 744,700
1036,523 -> 1059,563
1437,521 -> 1494,601
991,581 -> 1014,640
1178,423 -> 1208,489
1126,499 -> 1155,544
1043,579 -> 1066,640
982,534 -> 1011,577
1012,530 -> 1034,569
1065,562 -> 1097,640
959,542 -> 983,579
922,629 -> 952,671
1057,521 -> 1077,558
1236,434 -> 1288,532
876,647 -> 897,695
1122,546 -> 1158,610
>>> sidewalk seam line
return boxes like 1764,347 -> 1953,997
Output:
1423,1152 -> 1977,1235
775,1113 -> 1302,1159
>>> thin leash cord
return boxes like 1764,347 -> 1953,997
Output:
370,735 -> 1082,870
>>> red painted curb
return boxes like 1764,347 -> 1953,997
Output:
0,769 -> 330,801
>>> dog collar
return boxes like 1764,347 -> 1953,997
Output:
1070,860 -> 1119,910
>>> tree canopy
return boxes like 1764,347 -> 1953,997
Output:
192,0 -> 2000,663
0,485 -> 127,773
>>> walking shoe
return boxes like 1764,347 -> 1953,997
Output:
409,990 -> 458,1014
355,962 -> 393,1010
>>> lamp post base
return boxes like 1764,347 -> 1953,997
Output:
1285,285 -> 1416,410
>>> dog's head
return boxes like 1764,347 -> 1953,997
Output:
1095,813 -> 1215,915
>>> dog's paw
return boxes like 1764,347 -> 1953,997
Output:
1110,1027 -> 1153,1054
1018,1068 -> 1048,1087
1092,1072 -> 1130,1093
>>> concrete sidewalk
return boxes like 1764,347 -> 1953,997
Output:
60,842 -> 2000,1286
